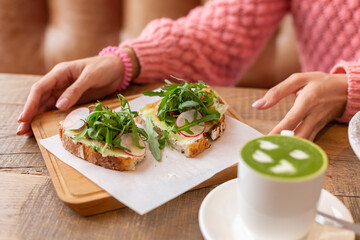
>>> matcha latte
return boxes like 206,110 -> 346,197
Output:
241,135 -> 328,180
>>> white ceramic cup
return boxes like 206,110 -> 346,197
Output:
237,136 -> 327,240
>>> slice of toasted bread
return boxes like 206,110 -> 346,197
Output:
138,103 -> 227,158
168,114 -> 226,157
59,123 -> 144,171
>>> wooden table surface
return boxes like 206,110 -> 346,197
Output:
1,73 -> 359,240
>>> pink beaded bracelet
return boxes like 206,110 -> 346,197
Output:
99,46 -> 133,91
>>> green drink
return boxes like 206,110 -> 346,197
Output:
241,135 -> 328,180
238,134 -> 328,239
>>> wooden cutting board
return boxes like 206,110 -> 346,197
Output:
31,94 -> 244,216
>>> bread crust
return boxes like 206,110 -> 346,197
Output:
59,124 -> 144,171
185,114 -> 225,157
184,135 -> 211,158
207,114 -> 226,141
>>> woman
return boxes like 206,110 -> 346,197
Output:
17,0 -> 360,141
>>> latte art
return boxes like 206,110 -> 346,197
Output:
252,150 -> 273,163
241,135 -> 327,179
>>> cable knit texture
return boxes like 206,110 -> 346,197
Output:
331,60 -> 360,122
121,0 -> 360,122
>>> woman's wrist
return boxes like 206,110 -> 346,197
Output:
121,47 -> 141,80
99,46 -> 140,91
331,60 -> 360,122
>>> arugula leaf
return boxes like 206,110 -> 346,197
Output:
141,90 -> 165,97
72,94 -> 147,155
145,116 -> 161,161
143,77 -> 220,127
72,122 -> 88,141
143,77 -> 220,128
142,77 -> 223,159
179,100 -> 199,110
89,142 -> 102,152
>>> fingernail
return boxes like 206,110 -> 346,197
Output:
280,130 -> 295,136
252,98 -> 266,108
17,124 -> 23,134
17,112 -> 23,122
56,98 -> 70,110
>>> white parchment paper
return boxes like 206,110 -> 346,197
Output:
40,95 -> 262,214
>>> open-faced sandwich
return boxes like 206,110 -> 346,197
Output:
139,77 -> 228,159
59,95 -> 148,171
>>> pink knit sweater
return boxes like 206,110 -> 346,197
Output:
122,0 -> 360,122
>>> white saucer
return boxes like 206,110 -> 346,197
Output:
348,111 -> 360,160
199,179 -> 355,240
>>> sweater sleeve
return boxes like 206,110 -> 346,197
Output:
331,59 -> 360,123
121,0 -> 289,86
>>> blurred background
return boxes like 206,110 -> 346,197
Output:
0,0 -> 300,87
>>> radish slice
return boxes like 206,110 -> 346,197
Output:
154,101 -> 160,120
176,109 -> 205,137
63,107 -> 90,130
121,133 -> 146,157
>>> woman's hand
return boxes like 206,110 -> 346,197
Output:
17,54 -> 126,136
252,72 -> 348,141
